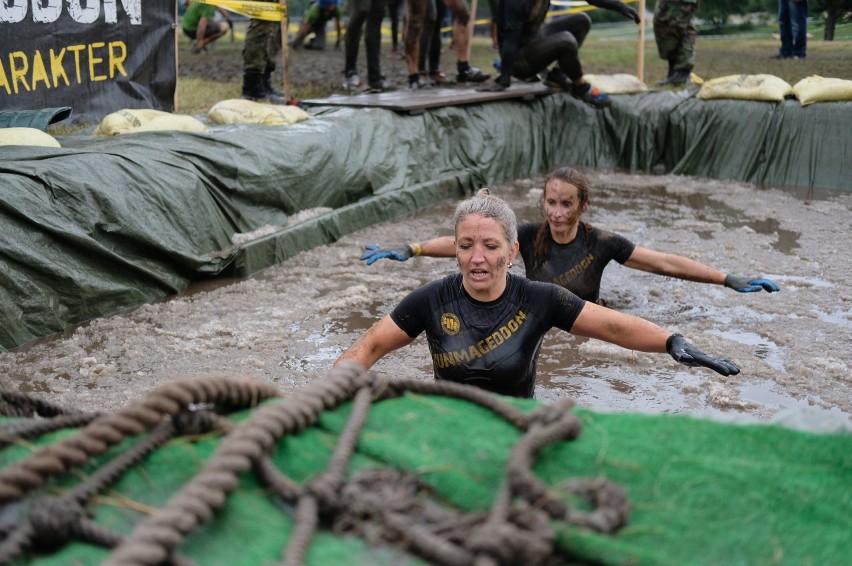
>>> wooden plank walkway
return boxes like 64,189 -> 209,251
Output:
300,82 -> 555,114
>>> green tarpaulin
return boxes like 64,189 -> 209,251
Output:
1,92 -> 850,350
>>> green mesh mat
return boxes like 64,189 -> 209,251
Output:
1,369 -> 849,565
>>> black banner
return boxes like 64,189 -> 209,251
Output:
0,0 -> 176,123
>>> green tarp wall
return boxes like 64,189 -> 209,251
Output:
2,391 -> 850,565
1,92 -> 850,350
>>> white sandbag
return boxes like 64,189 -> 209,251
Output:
696,74 -> 793,102
583,74 -> 648,94
792,75 -> 852,106
94,109 -> 207,136
208,99 -> 311,126
0,127 -> 61,147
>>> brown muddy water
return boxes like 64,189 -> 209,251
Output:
2,170 -> 850,433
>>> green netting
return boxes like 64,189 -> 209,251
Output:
3,382 -> 849,565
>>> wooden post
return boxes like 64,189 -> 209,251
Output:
280,0 -> 291,101
466,0 -> 478,62
637,0 -> 646,82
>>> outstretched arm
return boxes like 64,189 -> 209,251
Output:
360,236 -> 456,265
585,0 -> 641,23
570,302 -> 740,375
624,246 -> 780,293
333,315 -> 415,370
624,246 -> 727,284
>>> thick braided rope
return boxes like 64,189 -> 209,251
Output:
103,363 -> 374,566
283,385 -> 376,565
0,390 -> 84,418
505,402 -> 630,533
0,376 -> 278,504
0,412 -> 102,449
0,410 -> 228,564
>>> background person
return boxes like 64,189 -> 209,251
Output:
343,0 -> 392,91
336,189 -> 740,398
291,0 -> 343,50
182,0 -> 232,54
485,0 -> 640,108
241,8 -> 287,104
772,0 -> 808,59
403,0 -> 491,89
360,167 -> 780,304
653,0 -> 699,87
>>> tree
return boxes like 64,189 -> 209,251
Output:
814,0 -> 852,40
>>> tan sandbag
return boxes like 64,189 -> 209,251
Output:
584,74 -> 648,94
208,99 -> 311,126
0,127 -> 61,147
94,109 -> 207,136
696,74 -> 793,102
792,76 -> 852,106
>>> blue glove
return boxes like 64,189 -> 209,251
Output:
666,334 -> 740,376
724,274 -> 780,293
360,244 -> 413,266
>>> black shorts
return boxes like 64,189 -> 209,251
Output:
182,22 -> 222,40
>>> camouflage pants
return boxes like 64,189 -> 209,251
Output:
653,0 -> 698,72
243,19 -> 282,73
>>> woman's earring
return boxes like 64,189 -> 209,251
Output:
508,262 -> 514,268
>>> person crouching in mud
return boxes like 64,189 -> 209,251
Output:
334,188 -> 740,398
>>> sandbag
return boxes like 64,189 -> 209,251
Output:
793,75 -> 852,106
0,127 -> 61,147
208,98 -> 311,126
94,109 -> 207,136
584,74 -> 648,94
696,74 -> 792,102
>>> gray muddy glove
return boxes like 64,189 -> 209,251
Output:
666,334 -> 740,376
724,274 -> 780,293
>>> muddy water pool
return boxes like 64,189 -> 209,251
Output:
2,170 -> 850,432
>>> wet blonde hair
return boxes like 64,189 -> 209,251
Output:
453,188 -> 518,246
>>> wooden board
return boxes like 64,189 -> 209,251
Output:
300,82 -> 555,114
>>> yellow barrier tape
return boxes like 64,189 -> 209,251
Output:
196,0 -> 286,22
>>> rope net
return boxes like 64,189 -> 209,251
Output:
0,364 -> 629,565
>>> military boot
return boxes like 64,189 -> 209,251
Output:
241,71 -> 268,101
262,68 -> 288,104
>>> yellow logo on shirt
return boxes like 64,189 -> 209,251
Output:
433,310 -> 527,369
441,313 -> 461,335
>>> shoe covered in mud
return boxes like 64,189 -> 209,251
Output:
367,78 -> 394,92
456,65 -> 490,83
344,73 -> 362,91
543,68 -> 571,90
572,83 -> 611,109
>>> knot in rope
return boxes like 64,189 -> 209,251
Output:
466,511 -> 554,566
173,406 -> 221,435
28,497 -> 86,550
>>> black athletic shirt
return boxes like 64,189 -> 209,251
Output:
517,222 -> 636,303
390,273 -> 585,398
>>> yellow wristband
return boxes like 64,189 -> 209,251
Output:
410,242 -> 422,257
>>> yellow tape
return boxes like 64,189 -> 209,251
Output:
196,0 -> 286,22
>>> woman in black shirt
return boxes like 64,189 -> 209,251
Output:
336,188 -> 740,398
